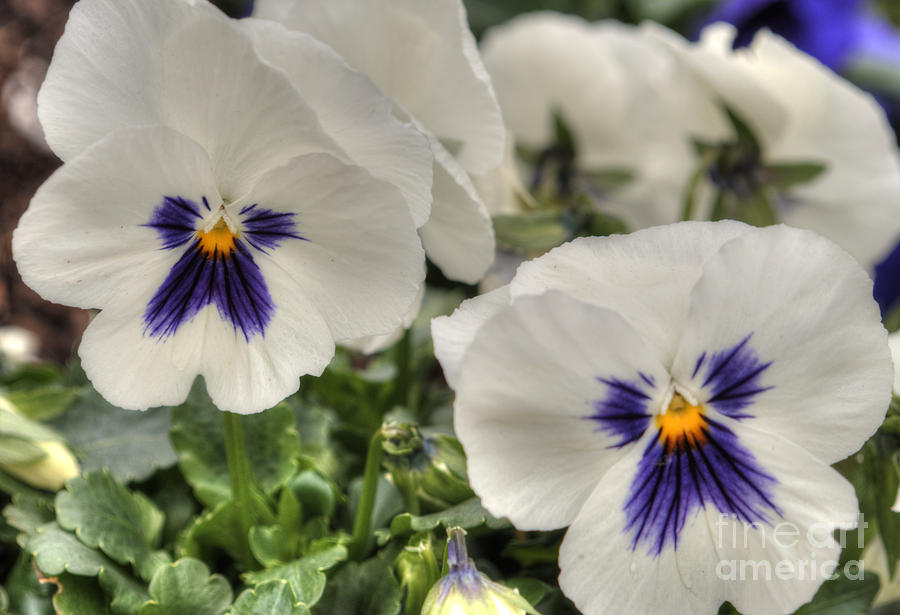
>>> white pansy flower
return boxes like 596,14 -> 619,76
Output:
14,0 -> 427,413
479,12 -> 725,229
252,0 -> 504,284
647,22 -> 900,266
433,222 -> 891,615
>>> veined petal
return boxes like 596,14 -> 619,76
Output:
559,421 -> 857,615
510,221 -> 753,366
13,126 -> 219,311
158,16 -> 339,201
36,0 -> 219,160
257,0 -> 505,174
454,291 -> 670,530
241,19 -> 433,227
341,279 -> 425,355
420,141 -> 495,284
670,225 -> 891,464
432,285 -> 511,389
235,153 -> 425,342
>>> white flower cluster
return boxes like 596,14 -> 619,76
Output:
12,2 -> 900,615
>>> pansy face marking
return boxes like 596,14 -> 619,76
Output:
590,334 -> 780,556
144,195 -> 305,341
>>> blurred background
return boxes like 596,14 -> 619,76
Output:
5,0 -> 900,363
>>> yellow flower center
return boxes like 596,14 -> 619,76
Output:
655,392 -> 707,448
196,219 -> 237,257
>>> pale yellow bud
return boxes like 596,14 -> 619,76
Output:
3,439 -> 79,491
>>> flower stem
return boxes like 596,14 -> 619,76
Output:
222,411 -> 257,570
350,428 -> 386,560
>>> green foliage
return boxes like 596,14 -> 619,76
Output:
5,385 -> 81,422
313,556 -> 402,615
390,498 -> 509,538
55,471 -> 168,581
50,390 -> 176,483
139,559 -> 231,615
170,385 -> 301,507
243,545 -> 347,606
230,581 -> 310,615
793,569 -> 879,615
52,574 -> 112,615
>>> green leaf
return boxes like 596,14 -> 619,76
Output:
140,559 -> 231,615
0,586 -> 8,612
764,162 -> 827,190
792,569 -> 879,615
1,363 -> 63,390
248,525 -> 296,568
56,471 -> 167,581
0,407 -> 62,443
492,211 -> 569,255
27,523 -> 149,614
0,436 -> 46,465
179,501 -> 247,564
502,577 -> 554,610
230,581 -> 310,615
170,384 -> 301,507
5,386 -> 81,422
390,498 -> 509,537
243,545 -> 347,607
5,551 -> 55,615
51,575 -> 111,615
313,556 -> 401,615
3,490 -> 55,541
50,390 -> 176,483
580,168 -> 633,190
861,438 -> 900,577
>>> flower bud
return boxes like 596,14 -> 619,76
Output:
421,528 -> 540,615
3,439 -> 79,491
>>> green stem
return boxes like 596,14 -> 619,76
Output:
397,475 -> 421,517
394,328 -> 413,410
223,412 -> 257,570
350,428 -> 386,560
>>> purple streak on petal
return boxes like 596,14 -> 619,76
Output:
701,334 -> 773,419
240,203 -> 306,253
588,377 -> 653,448
624,416 -> 780,556
144,195 -> 304,341
145,196 -> 203,250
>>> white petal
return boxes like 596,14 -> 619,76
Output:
419,141 -> 495,284
670,225 -> 891,464
559,421 -> 857,615
262,0 -> 505,174
199,260 -> 335,414
13,126 -> 218,310
36,0 -> 219,160
480,12 -> 629,159
454,291 -> 670,530
890,332 -> 900,395
241,20 -> 433,227
341,280 -> 425,355
158,17 -> 338,201
431,285 -> 510,389
236,153 -> 425,342
510,221 -> 753,367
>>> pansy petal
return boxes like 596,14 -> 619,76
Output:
13,126 -> 219,311
670,225 -> 891,464
341,280 -> 425,355
420,143 -> 495,284
889,332 -> 900,395
235,153 -> 425,342
559,421 -> 857,615
510,221 -> 753,366
158,17 -> 338,201
198,258 -> 335,414
432,285 -> 511,389
262,0 -> 505,174
454,291 -> 670,530
241,19 -> 433,227
36,0 -> 218,160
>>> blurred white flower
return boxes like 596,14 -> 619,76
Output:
14,0 -> 427,413
433,221 -> 891,615
479,12 -> 723,229
0,326 -> 40,363
252,0 -> 504,284
647,22 -> 900,266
